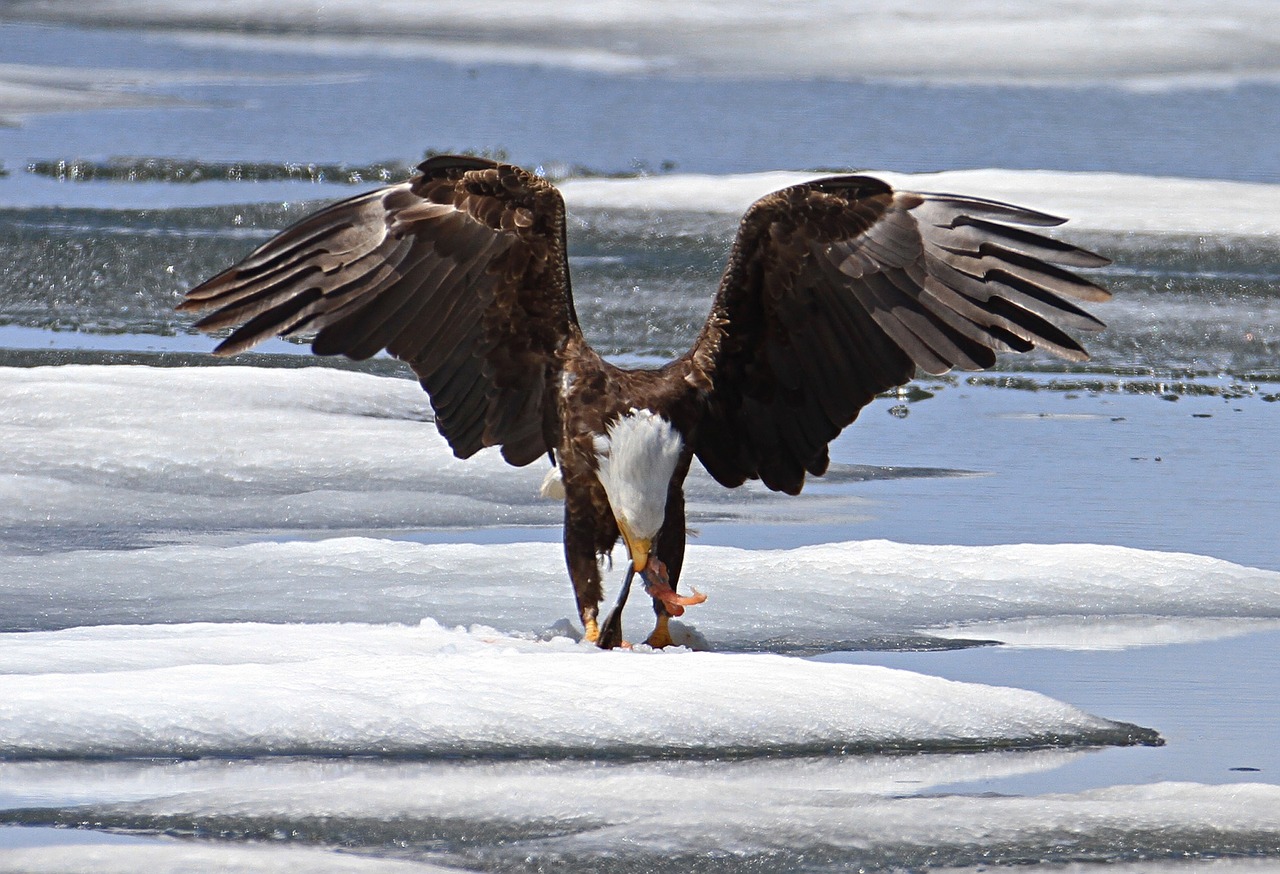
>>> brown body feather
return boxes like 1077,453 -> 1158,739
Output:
179,156 -> 1110,645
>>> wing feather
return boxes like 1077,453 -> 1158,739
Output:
689,174 -> 1111,493
178,157 -> 578,462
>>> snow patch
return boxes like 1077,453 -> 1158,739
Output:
5,536 -> 1278,650
0,838 -> 455,873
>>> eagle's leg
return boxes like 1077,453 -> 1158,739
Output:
644,559 -> 676,649
645,482 -> 692,649
563,501 -> 605,644
597,564 -> 637,649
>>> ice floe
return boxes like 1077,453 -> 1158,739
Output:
5,537 -> 1280,652
0,620 -> 1157,760
0,364 -> 877,552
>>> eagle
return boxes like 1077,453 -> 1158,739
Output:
178,155 -> 1110,649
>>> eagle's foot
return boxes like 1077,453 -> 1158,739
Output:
641,560 -> 707,618
646,614 -> 675,649
582,615 -> 601,644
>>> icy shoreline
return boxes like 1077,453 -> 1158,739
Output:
4,1 -> 1279,86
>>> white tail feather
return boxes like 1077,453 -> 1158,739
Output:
593,408 -> 684,540
539,464 -> 566,501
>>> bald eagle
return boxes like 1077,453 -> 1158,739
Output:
178,155 -> 1110,648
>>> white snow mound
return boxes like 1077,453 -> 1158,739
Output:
0,620 -> 1153,759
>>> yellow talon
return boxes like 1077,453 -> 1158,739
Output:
583,616 -> 601,644
646,614 -> 674,649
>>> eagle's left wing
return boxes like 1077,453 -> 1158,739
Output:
688,174 -> 1111,494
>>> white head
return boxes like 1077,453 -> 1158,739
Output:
593,408 -> 684,570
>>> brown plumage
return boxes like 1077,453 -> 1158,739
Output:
179,155 -> 1111,648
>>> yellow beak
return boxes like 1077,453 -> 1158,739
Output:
618,521 -> 652,573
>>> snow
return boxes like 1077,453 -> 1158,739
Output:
5,537 -> 1280,649
0,839 -> 458,873
5,1 -> 1279,87
559,169 -> 1280,237
0,364 -> 874,551
0,63 -> 178,123
512,780 -> 1280,864
0,61 -> 360,125
0,748 -> 1079,810
0,364 -> 550,536
19,171 -> 1280,240
0,620 -> 1155,760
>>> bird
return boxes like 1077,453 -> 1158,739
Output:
178,154 -> 1111,649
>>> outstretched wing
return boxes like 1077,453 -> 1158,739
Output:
689,174 -> 1111,494
178,156 -> 578,466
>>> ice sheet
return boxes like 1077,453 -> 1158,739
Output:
0,364 -> 548,534
0,364 -> 875,550
4,758 -> 1279,872
0,750 -> 1080,810
934,616 -> 1280,650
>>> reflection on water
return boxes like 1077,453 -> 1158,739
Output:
0,729 -> 1276,871
823,630 -> 1280,795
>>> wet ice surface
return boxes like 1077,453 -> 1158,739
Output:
2,8 -> 1280,872
3,364 -> 1274,570
4,757 -> 1280,873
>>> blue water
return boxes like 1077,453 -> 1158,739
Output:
824,629 -> 1280,794
3,23 -> 1280,187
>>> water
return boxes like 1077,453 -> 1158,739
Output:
1,11 -> 1279,872
5,22 -> 1280,184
